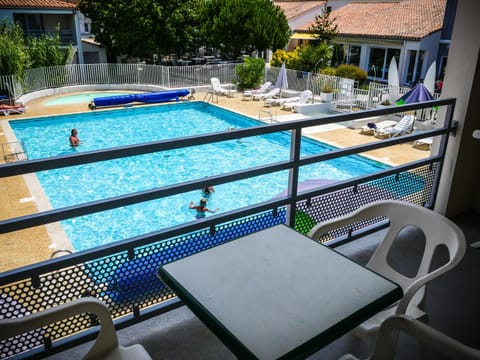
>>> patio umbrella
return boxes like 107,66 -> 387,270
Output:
395,83 -> 434,105
275,63 -> 288,96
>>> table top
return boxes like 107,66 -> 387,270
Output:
158,224 -> 402,360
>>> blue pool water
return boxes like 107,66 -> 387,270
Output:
11,102 -> 388,251
45,92 -> 138,106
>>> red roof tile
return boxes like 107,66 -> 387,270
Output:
297,0 -> 447,40
0,0 -> 76,9
275,1 -> 326,20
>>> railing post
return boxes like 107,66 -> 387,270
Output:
286,128 -> 302,227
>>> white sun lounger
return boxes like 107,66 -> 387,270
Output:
252,87 -> 280,101
414,137 -> 433,150
264,96 -> 299,107
281,90 -> 313,110
361,120 -> 398,135
375,115 -> 415,138
242,81 -> 272,100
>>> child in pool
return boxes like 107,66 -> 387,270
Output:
189,198 -> 219,219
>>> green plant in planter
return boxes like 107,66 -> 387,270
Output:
321,85 -> 333,93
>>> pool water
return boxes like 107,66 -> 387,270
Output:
45,92 -> 139,106
11,102 -> 387,251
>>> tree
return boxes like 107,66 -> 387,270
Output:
80,0 -> 201,62
200,0 -> 290,58
297,43 -> 333,73
27,25 -> 73,68
309,9 -> 338,44
0,19 -> 29,76
270,44 -> 333,73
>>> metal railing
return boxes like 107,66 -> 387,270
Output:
2,63 -> 430,111
0,96 -> 456,358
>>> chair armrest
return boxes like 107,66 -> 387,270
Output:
0,297 -> 119,358
371,315 -> 480,360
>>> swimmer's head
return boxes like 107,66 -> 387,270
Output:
200,198 -> 207,205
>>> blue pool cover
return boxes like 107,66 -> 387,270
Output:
89,89 -> 190,109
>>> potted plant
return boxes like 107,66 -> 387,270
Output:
320,85 -> 334,102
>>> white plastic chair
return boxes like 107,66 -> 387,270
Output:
339,314 -> 480,360
308,200 -> 466,349
0,297 -> 152,360
210,77 -> 236,97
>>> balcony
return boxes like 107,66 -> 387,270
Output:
42,210 -> 480,360
0,93 -> 467,359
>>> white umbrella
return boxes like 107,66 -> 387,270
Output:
388,57 -> 399,103
275,63 -> 288,96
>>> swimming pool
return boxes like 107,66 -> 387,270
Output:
10,102 -> 388,251
45,92 -> 140,106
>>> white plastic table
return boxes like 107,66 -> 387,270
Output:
158,224 -> 402,360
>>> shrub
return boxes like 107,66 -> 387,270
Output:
319,67 -> 336,76
270,48 -> 300,70
335,64 -> 368,84
235,57 -> 265,90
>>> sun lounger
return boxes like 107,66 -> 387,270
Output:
264,96 -> 299,107
375,114 -> 415,138
413,137 -> 433,150
242,81 -> 272,100
361,120 -> 397,135
0,104 -> 26,116
281,90 -> 312,110
252,87 -> 280,101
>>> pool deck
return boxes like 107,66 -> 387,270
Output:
0,91 -> 430,272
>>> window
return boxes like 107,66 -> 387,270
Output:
368,47 -> 401,81
345,45 -> 360,67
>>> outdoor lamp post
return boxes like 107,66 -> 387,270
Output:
313,58 -> 324,103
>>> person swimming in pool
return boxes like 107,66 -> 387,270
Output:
189,198 -> 219,219
69,128 -> 81,146
201,185 -> 215,197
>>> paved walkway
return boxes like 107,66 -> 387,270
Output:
0,90 -> 431,272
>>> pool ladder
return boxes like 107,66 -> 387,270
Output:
203,91 -> 218,103
258,110 -> 276,124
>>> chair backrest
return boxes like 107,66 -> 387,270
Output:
0,297 -> 151,359
210,77 -> 221,90
259,87 -> 280,99
298,90 -> 312,104
308,200 -> 466,315
258,81 -> 272,92
393,114 -> 415,132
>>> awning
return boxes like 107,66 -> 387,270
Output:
290,32 -> 317,40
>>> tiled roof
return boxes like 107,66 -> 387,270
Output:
275,1 -> 326,20
297,0 -> 447,40
0,0 -> 77,9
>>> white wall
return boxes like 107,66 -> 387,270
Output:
435,0 -> 480,216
